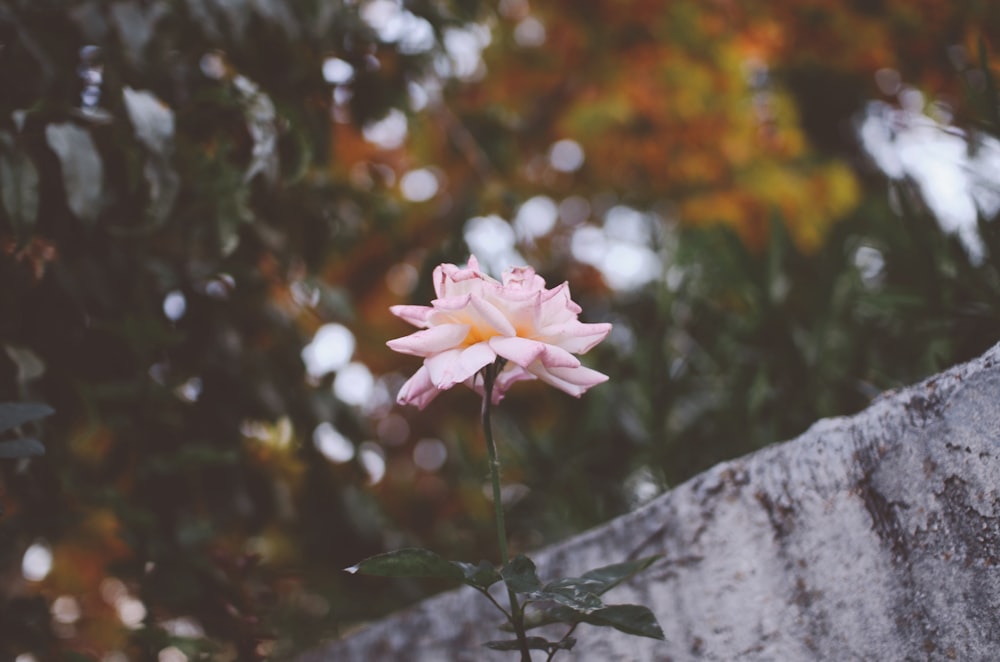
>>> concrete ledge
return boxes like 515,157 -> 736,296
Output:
301,342 -> 1000,661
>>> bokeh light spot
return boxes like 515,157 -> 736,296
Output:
464,215 -> 525,275
859,100 -> 1000,263
514,195 -> 558,242
202,274 -> 234,299
163,290 -> 186,321
465,215 -> 515,251
604,205 -> 651,243
333,362 -> 375,407
854,245 -> 885,288
548,139 -> 584,172
313,422 -> 355,463
413,438 -> 447,472
51,595 -> 82,624
407,81 -> 430,111
199,52 -> 226,79
21,540 -> 52,582
570,207 -> 662,290
301,323 -> 356,379
443,26 -> 490,80
361,1 -> 435,54
100,577 -> 127,604
362,109 -> 407,149
399,16 -> 435,54
400,168 -> 439,202
602,243 -> 660,291
570,225 -> 606,265
514,16 -> 546,47
161,617 -> 205,638
158,647 -> 188,662
322,57 -> 354,85
174,377 -> 202,403
117,595 -> 147,629
358,441 -> 386,484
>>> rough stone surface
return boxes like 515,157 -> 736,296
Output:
301,343 -> 1000,661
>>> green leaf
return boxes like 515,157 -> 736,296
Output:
584,604 -> 665,640
111,4 -> 168,68
978,37 -> 1000,131
146,447 -> 239,474
484,636 -> 575,652
455,560 -> 502,590
345,548 -> 464,581
123,88 -> 175,157
0,132 -> 40,241
118,88 -> 179,230
0,438 -> 45,458
521,602 -> 665,640
45,123 -> 104,225
578,554 -> 662,595
5,345 -> 45,383
0,402 -> 54,434
518,555 -> 662,615
529,580 -> 604,613
142,158 -> 180,228
501,554 -> 542,593
520,604 -> 578,630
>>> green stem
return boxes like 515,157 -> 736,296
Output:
482,360 -> 531,662
546,623 -> 578,662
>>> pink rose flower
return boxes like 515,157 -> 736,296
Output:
387,256 -> 612,409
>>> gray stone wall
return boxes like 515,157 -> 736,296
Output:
301,343 -> 1000,661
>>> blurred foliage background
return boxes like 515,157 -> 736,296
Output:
1,0 -> 999,659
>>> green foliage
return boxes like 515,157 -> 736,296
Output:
485,636 -> 576,652
0,437 -> 44,459
352,546 -> 664,656
0,0 -> 998,660
0,402 -> 51,459
500,554 -> 542,594
507,555 -> 665,640
0,1 -> 493,659
346,547 -> 466,582
559,555 -> 661,597
0,133 -> 40,242
457,559 -> 504,590
0,402 -> 53,434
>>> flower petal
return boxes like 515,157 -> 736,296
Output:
386,323 -> 470,357
502,265 -> 546,291
537,282 -> 582,324
469,294 -> 517,336
396,365 -> 441,409
538,321 -> 612,354
494,364 -> 536,398
491,289 -> 541,334
433,256 -> 497,299
390,304 -> 434,328
489,336 -> 580,369
431,293 -> 473,312
527,363 -> 609,397
425,343 -> 496,388
467,364 -> 536,404
390,255 -> 611,408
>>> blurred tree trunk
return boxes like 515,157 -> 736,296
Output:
301,342 -> 1000,661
